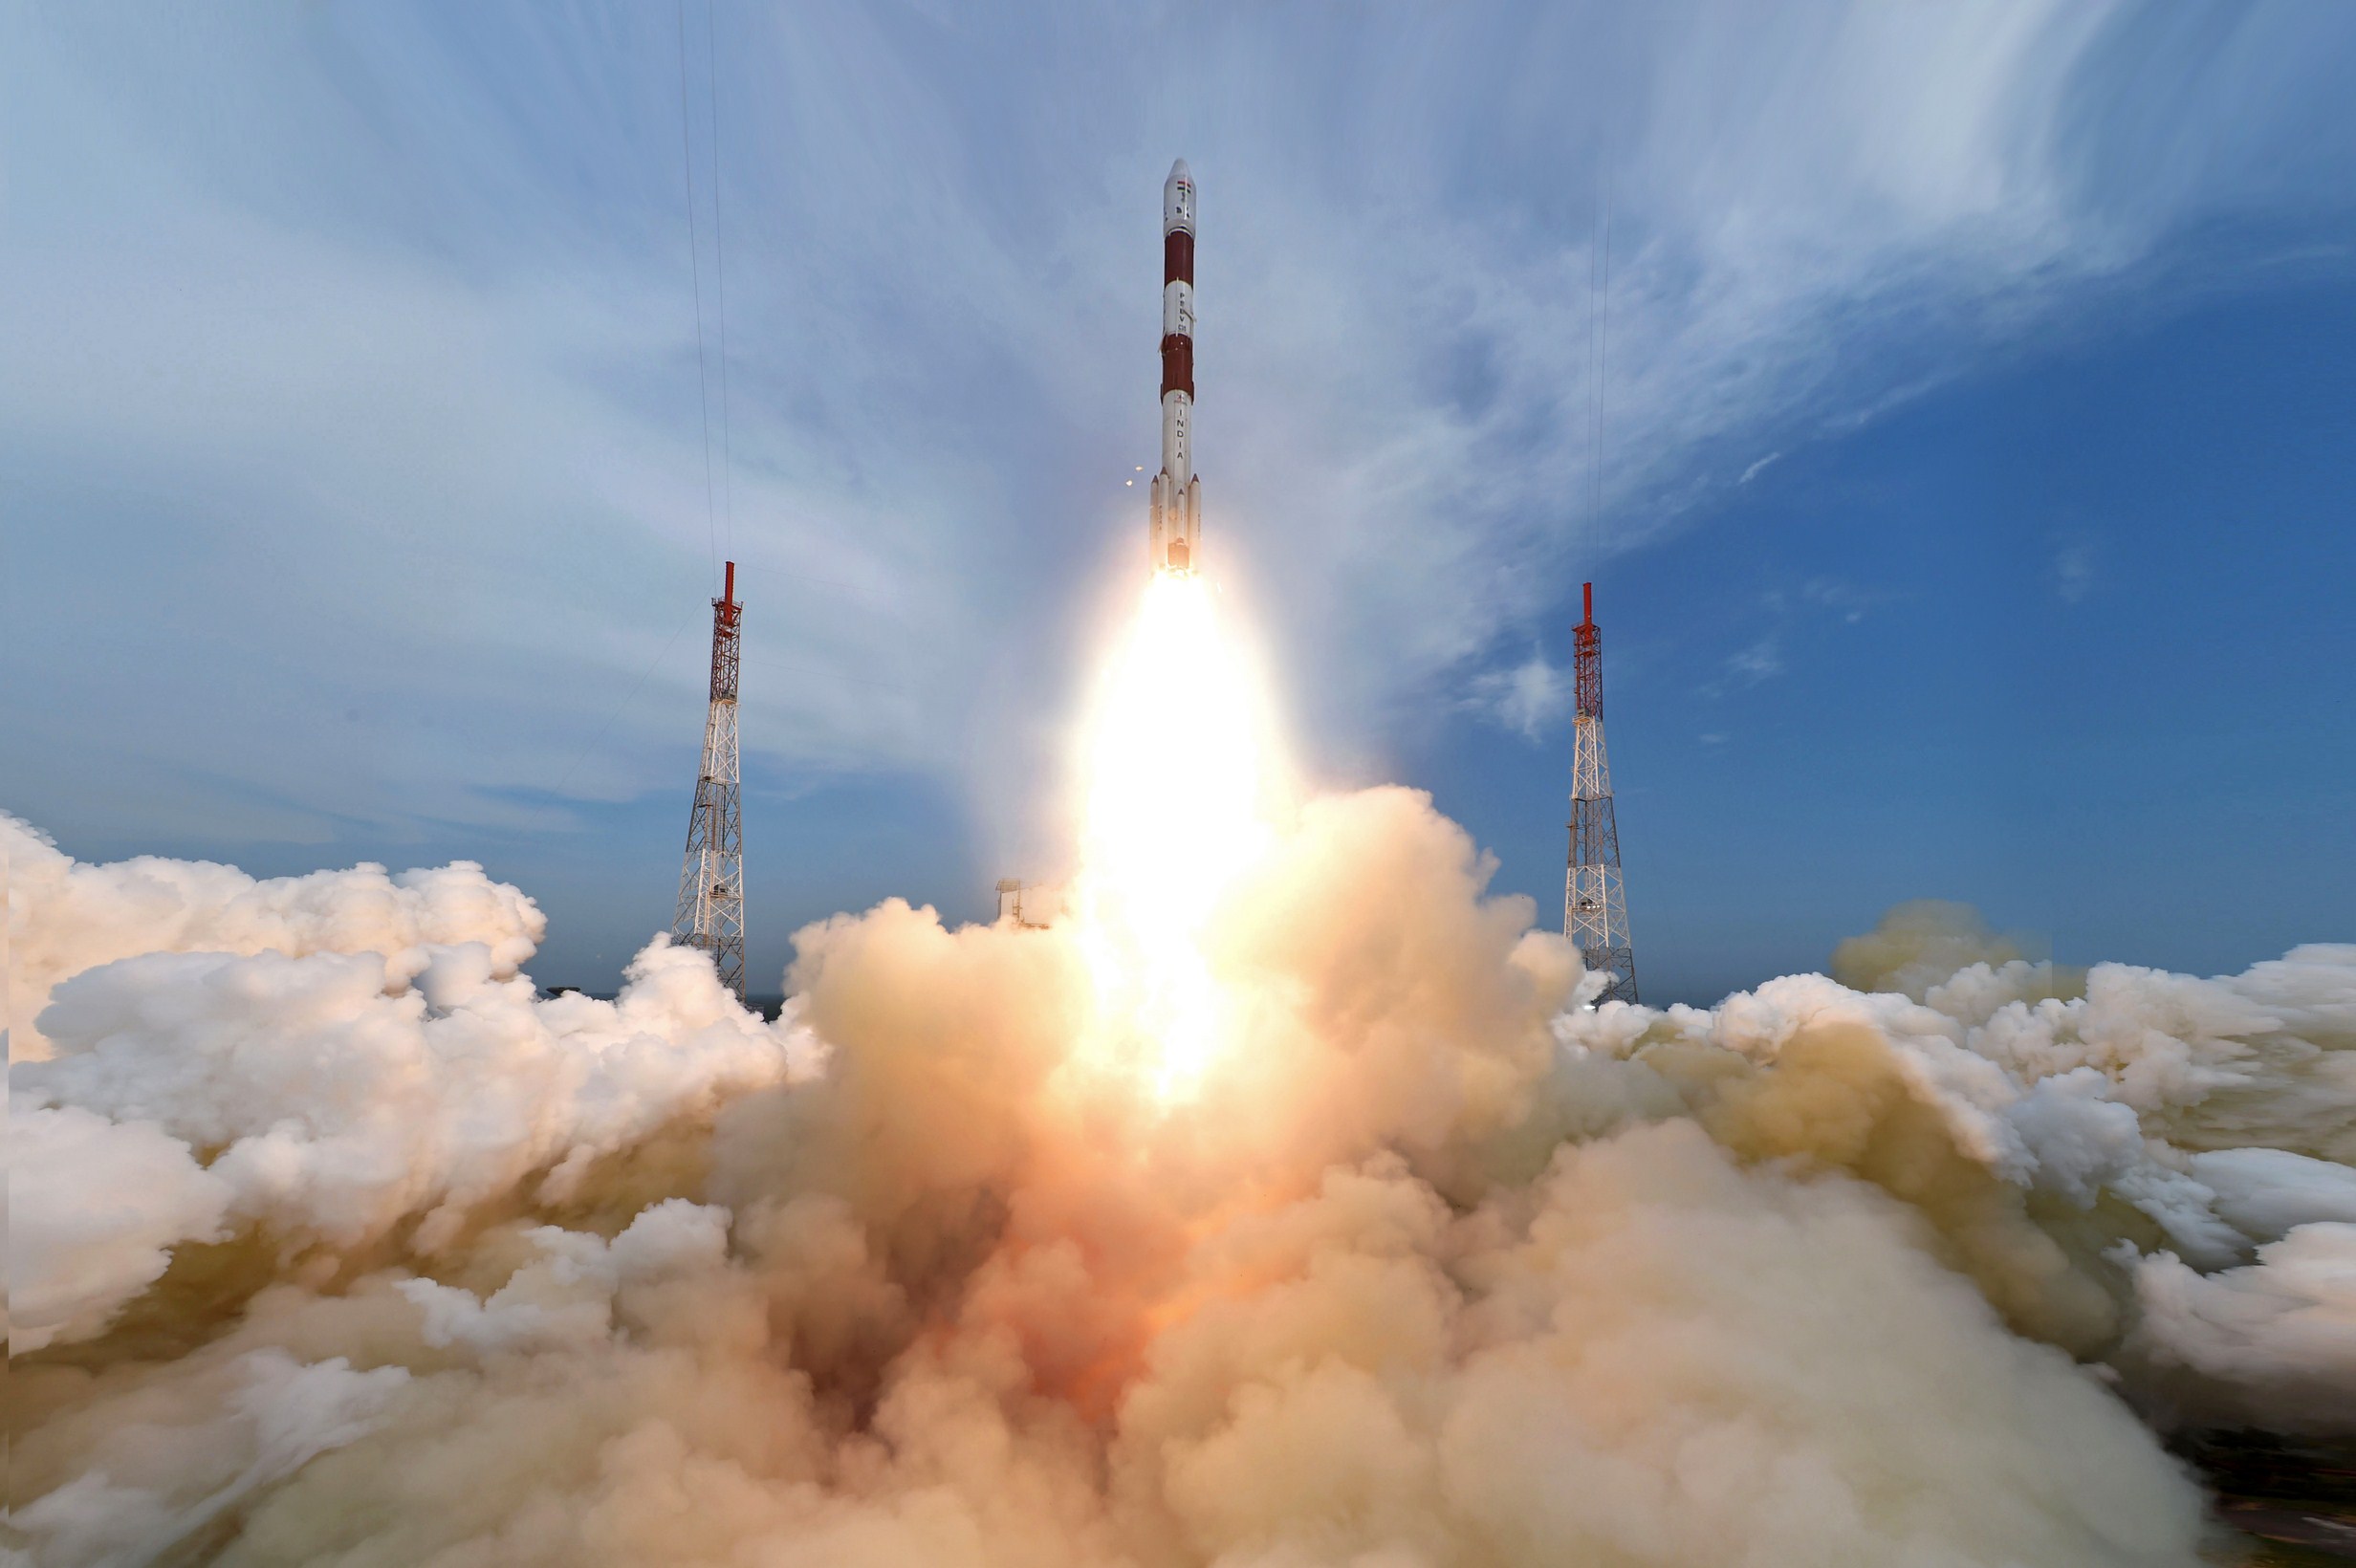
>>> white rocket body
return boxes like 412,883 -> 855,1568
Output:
1150,160 -> 1201,575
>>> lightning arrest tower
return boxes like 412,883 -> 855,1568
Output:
1565,581 -> 1638,1004
674,561 -> 745,999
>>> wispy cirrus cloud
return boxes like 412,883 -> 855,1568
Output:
1723,637 -> 1789,689
5,2 -> 2351,857
1467,653 -> 1572,741
2053,539 -> 2101,603
1699,576 -> 1900,698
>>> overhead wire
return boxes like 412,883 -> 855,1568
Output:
705,0 -> 736,567
525,12 -> 723,835
1588,144 -> 1614,538
524,11 -> 752,839
677,0 -> 721,594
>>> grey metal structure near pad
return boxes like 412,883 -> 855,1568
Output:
673,561 -> 745,999
1564,580 -> 1637,1006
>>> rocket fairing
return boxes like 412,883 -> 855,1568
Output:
1149,159 -> 1202,576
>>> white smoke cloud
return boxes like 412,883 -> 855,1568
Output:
1465,652 -> 1569,739
2127,1223 -> 2356,1433
2188,1146 -> 2356,1241
1570,905 -> 2356,1428
4,813 -> 546,1062
8,1351 -> 409,1567
395,1199 -> 733,1357
8,1103 -> 232,1354
11,813 -> 2354,1563
21,939 -> 815,1248
10,832 -> 816,1355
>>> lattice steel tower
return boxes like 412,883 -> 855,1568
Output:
1565,581 -> 1637,1004
674,561 -> 745,998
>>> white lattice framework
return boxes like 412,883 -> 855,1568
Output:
674,563 -> 744,998
1564,582 -> 1637,1004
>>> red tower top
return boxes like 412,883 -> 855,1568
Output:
1574,580 -> 1603,719
708,561 -> 741,702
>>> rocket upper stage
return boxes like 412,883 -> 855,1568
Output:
1161,160 -> 1195,405
1149,160 -> 1202,576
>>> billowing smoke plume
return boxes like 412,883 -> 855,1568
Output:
10,800 -> 2353,1565
8,814 -> 815,1355
1570,908 -> 2356,1440
5,813 -> 546,1062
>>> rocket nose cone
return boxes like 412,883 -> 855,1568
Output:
1164,158 -> 1196,236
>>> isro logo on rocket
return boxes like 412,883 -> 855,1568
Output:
1149,160 -> 1203,577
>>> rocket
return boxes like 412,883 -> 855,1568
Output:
1149,159 -> 1201,576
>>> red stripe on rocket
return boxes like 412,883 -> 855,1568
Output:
1150,159 -> 1201,576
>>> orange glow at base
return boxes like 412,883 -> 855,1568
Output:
1073,570 -> 1284,1100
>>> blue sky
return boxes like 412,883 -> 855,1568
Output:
6,3 -> 2352,1001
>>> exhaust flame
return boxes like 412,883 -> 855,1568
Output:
1072,571 -> 1283,1100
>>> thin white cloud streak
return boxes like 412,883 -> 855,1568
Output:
1724,637 -> 1787,687
1695,577 -> 1888,697
1467,653 -> 1570,741
2054,540 -> 2100,602
4,2 -> 2351,846
2,8 -> 993,838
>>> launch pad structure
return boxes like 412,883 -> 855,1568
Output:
1565,581 -> 1638,1005
674,560 -> 746,999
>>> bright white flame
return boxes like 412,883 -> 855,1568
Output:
1074,571 -> 1282,1099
